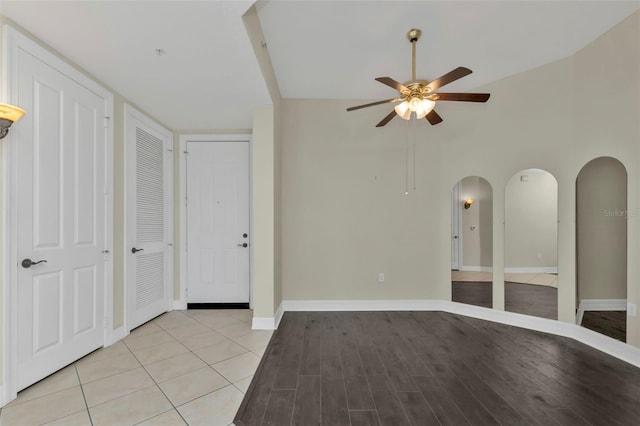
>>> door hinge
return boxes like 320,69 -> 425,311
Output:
168,149 -> 173,152
103,116 -> 111,128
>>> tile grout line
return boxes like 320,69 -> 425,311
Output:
7,310 -> 257,426
127,321 -> 194,425
74,364 -> 94,426
131,312 -> 259,424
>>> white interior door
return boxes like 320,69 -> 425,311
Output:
125,105 -> 173,330
186,141 -> 250,304
15,45 -> 107,390
452,182 -> 461,270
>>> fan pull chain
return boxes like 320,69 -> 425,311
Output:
412,115 -> 417,191
405,118 -> 409,195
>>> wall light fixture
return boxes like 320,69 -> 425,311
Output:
0,103 -> 25,139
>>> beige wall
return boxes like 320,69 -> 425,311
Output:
504,169 -> 558,269
251,105 -> 277,317
279,12 -> 640,347
573,12 -> 639,346
243,5 -> 282,318
576,157 -> 627,301
459,176 -> 492,269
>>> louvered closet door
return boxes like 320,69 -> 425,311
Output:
126,106 -> 173,330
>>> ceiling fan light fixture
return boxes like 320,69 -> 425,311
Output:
414,98 -> 435,119
394,101 -> 412,120
395,97 -> 435,120
346,28 -> 490,127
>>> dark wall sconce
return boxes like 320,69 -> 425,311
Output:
464,199 -> 473,209
0,103 -> 25,139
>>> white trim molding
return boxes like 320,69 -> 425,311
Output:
576,298 -> 627,325
252,303 -> 284,330
109,326 -> 128,345
250,299 -> 640,369
504,267 -> 558,274
459,266 -> 493,273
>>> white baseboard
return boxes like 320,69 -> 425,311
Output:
576,299 -> 627,325
110,325 -> 127,344
252,316 -> 276,330
278,299 -> 640,369
274,302 -> 284,328
251,302 -> 285,330
504,267 -> 558,274
282,299 -> 443,312
173,298 -> 187,311
459,266 -> 493,272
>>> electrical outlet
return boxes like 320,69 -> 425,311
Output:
378,273 -> 385,283
628,303 -> 637,317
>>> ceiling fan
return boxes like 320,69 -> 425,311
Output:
347,29 -> 490,127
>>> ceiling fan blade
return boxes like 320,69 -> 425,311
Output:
375,77 -> 409,93
346,98 -> 399,112
426,67 -> 472,92
433,93 -> 490,102
376,110 -> 397,127
425,109 -> 443,125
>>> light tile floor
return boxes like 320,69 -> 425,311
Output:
0,309 -> 271,426
451,271 -> 558,287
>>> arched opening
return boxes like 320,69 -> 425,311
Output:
576,157 -> 627,342
504,169 -> 558,319
451,176 -> 493,307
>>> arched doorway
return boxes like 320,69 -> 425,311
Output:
576,157 -> 627,342
504,169 -> 558,319
451,177 -> 493,307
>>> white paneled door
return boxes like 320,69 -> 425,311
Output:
125,106 -> 173,330
186,141 -> 250,303
15,42 -> 108,390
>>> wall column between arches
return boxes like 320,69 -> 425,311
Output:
492,182 -> 505,311
557,177 -> 577,324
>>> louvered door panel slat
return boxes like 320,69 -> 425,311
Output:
136,127 -> 164,244
136,252 -> 164,309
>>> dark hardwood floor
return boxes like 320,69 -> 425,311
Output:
505,281 -> 558,319
453,282 -> 626,341
452,281 -> 558,320
234,311 -> 640,426
451,281 -> 492,308
581,311 -> 626,342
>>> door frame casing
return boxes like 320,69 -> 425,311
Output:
123,104 -> 174,332
1,25 -> 114,405
177,134 -> 253,310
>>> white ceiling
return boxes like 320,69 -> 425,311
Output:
2,1 -> 640,131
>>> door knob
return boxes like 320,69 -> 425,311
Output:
21,258 -> 47,268
131,247 -> 144,254
237,243 -> 248,248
